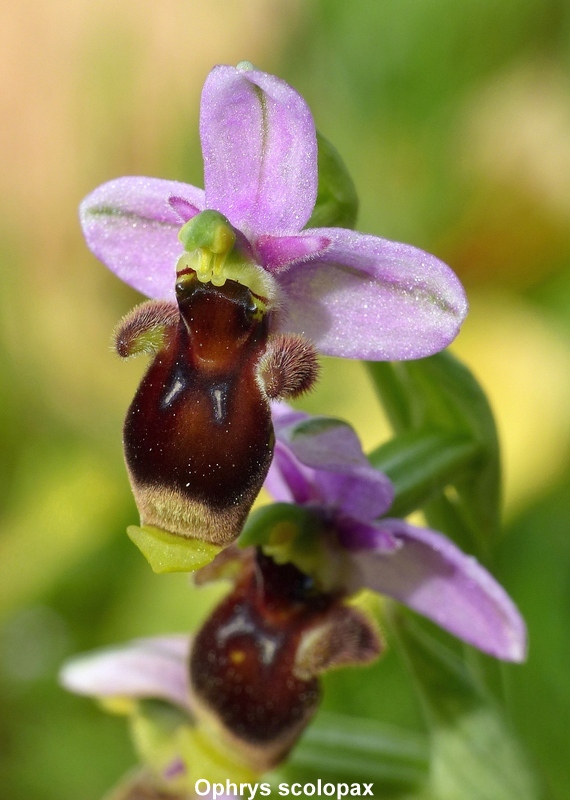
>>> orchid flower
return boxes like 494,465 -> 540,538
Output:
60,636 -> 199,798
252,403 -> 527,663
81,62 -> 467,362
61,635 -> 251,796
79,62 -> 468,559
61,635 -> 193,712
61,551 -> 381,790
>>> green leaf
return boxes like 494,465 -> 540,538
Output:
405,352 -> 501,546
393,613 -> 547,800
307,133 -> 359,229
276,711 -> 429,792
367,352 -> 501,550
369,428 -> 477,520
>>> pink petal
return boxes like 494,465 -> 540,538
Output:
264,439 -> 318,506
201,64 -> 317,237
275,229 -> 468,360
255,234 -> 331,272
270,410 -> 394,520
168,195 -> 202,222
59,635 -> 193,711
349,519 -> 527,662
336,517 -> 401,553
80,176 -> 204,300
270,400 -> 310,427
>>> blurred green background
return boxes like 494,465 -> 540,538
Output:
1,1 -> 569,798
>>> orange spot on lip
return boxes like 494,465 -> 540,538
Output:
230,649 -> 246,665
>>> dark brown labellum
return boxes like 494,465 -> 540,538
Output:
190,548 -> 382,770
190,551 -> 330,770
122,276 -> 273,546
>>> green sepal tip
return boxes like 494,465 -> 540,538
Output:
127,525 -> 222,574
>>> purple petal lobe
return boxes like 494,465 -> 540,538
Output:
336,517 -> 401,553
265,405 -> 316,503
270,400 -> 310,428
275,229 -> 468,360
349,519 -> 527,661
264,439 -> 318,505
314,467 -> 393,522
273,412 -> 394,520
80,177 -> 204,300
255,234 -> 331,272
201,65 -> 317,236
59,635 -> 193,711
168,195 -> 201,222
